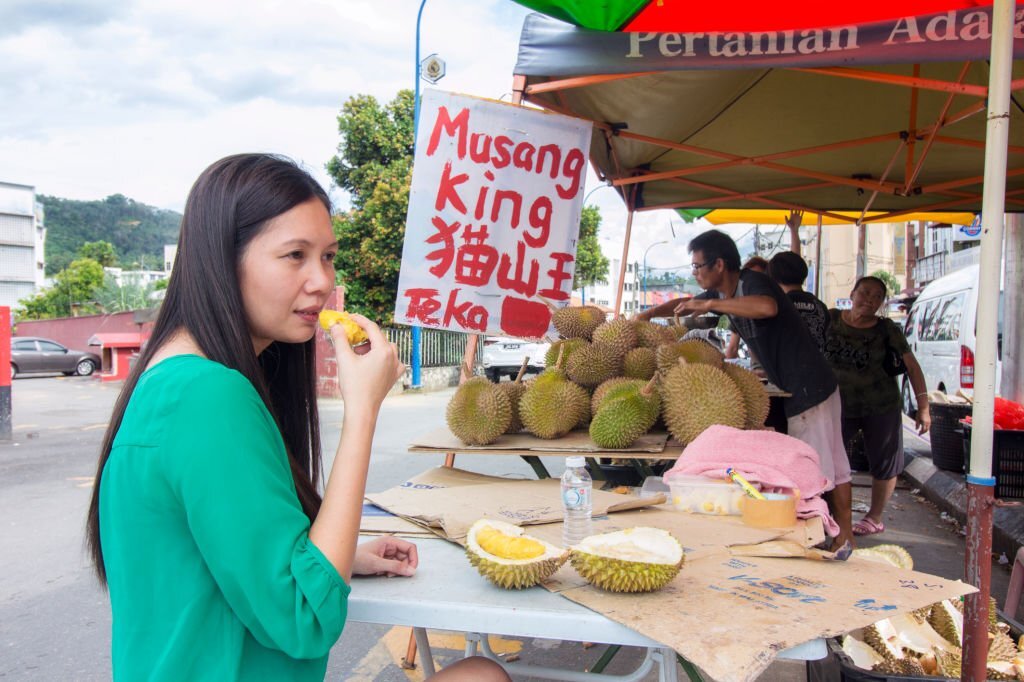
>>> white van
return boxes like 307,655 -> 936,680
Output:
900,264 -> 1003,414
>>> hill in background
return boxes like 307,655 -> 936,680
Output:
38,194 -> 181,275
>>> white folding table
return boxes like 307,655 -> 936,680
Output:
347,537 -> 826,681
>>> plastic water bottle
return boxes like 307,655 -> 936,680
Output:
561,456 -> 592,547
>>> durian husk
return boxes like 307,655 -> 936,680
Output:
927,599 -> 964,647
545,338 -> 588,368
573,524 -> 684,589
588,378 -> 661,449
592,378 -> 645,415
990,629 -> 1019,662
635,321 -> 677,348
466,519 -> 568,589
519,370 -> 589,440
446,376 -> 512,445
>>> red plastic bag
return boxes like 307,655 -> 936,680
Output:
964,398 -> 1024,430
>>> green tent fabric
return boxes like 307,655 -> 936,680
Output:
510,0 -> 647,32
675,209 -> 712,223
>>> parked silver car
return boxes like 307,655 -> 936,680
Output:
481,337 -> 549,382
10,337 -> 101,379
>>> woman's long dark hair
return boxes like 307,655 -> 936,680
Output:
86,154 -> 329,584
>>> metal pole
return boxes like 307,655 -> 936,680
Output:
963,1 -> 1013,679
1003,214 -> 1023,403
815,214 -> 823,297
0,306 -> 11,441
613,210 -> 635,319
408,0 -> 429,390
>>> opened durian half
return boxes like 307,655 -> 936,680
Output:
570,527 -> 685,593
466,519 -> 568,589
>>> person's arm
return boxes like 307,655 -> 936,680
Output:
903,352 -> 931,434
675,294 -> 778,319
787,210 -> 803,256
635,297 -> 687,320
310,314 -> 405,582
724,331 -> 740,359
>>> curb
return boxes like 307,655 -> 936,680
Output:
902,445 -> 1024,560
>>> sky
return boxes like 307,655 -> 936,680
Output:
0,0 -> 751,276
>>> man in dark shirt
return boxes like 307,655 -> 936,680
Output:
768,250 -> 829,353
638,229 -> 853,549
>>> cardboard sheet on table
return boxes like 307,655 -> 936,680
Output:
408,426 -> 671,456
364,466 -> 662,541
359,503 -> 435,536
557,551 -> 974,682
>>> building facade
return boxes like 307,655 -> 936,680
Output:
0,182 -> 46,310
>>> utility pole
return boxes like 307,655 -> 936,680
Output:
1004,214 -> 1023,403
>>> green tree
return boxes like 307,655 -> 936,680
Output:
870,269 -> 902,298
573,206 -> 610,289
16,258 -> 106,319
94,275 -> 159,313
78,240 -> 119,266
327,90 -> 415,321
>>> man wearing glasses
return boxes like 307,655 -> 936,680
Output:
637,229 -> 853,551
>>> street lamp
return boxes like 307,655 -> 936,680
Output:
642,240 -> 669,311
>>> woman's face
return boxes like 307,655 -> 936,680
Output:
238,198 -> 337,354
850,280 -> 886,317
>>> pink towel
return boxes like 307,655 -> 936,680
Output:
665,425 -> 840,537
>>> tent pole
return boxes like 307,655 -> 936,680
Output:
963,1 -> 1014,680
815,214 -> 823,298
613,209 -> 635,319
1004,214 -> 1024,404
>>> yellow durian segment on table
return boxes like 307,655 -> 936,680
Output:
476,527 -> 545,560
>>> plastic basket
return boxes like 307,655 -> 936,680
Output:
963,425 -> 1024,499
928,402 -> 971,472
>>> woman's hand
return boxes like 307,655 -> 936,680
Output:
352,537 -> 419,577
329,313 -> 406,411
915,402 -> 932,434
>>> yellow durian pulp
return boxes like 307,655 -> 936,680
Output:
319,310 -> 369,345
476,527 -> 546,560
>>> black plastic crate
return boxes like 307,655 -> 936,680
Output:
928,402 -> 971,472
963,426 -> 1024,499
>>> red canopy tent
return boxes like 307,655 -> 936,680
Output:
508,2 -> 1018,678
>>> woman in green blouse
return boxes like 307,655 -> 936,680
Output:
85,154 -> 510,682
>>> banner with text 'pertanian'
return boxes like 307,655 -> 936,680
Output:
394,90 -> 592,339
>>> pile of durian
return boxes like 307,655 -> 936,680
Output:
843,544 -> 1022,679
446,305 -> 770,449
842,598 -> 1024,680
466,519 -> 684,593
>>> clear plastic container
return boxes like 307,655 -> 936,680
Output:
666,474 -> 752,515
561,456 -> 592,546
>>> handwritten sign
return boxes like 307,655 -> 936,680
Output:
394,90 -> 593,339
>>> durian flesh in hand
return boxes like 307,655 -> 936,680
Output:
465,519 -> 568,589
570,527 -> 684,593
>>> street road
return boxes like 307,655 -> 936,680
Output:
0,376 -> 1010,681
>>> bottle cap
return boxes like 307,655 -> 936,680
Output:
566,456 -> 586,468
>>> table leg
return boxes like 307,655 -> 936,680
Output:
585,457 -> 606,483
590,644 -> 621,673
521,455 -> 552,479
629,458 -> 658,482
413,627 -> 436,677
401,629 -> 418,670
676,653 -> 703,681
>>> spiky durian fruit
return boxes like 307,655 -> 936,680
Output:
862,619 -> 905,661
953,595 -> 999,627
872,657 -> 927,676
552,305 -> 607,340
496,362 -> 531,434
987,660 -> 1020,680
623,347 -> 657,380
545,338 -> 588,368
928,600 -> 964,647
465,519 -> 568,589
936,648 -> 962,677
591,378 -> 641,415
519,367 -> 589,440
635,321 -> 676,349
654,340 -> 725,373
660,361 -> 747,445
722,363 -> 770,429
887,613 -> 960,657
589,377 -> 661,449
991,629 -> 1019,662
591,318 -> 638,359
570,527 -> 684,593
446,376 -> 512,445
566,342 -> 623,388
841,635 -> 884,670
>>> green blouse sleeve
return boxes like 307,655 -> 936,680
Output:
162,367 -> 349,660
